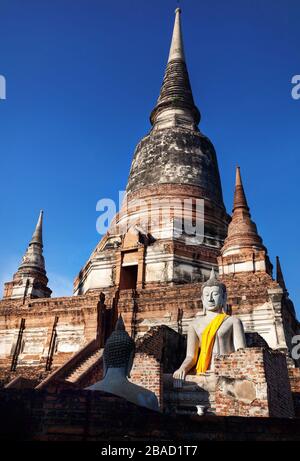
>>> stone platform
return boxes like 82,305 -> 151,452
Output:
163,372 -> 217,415
0,388 -> 300,441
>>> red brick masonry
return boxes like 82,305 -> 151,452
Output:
0,388 -> 299,441
214,348 -> 294,418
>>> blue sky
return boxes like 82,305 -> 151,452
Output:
0,0 -> 299,313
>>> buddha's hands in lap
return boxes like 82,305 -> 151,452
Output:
173,367 -> 186,388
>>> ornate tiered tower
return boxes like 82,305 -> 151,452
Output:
3,211 -> 51,300
218,167 -> 298,354
74,8 -> 229,296
219,167 -> 273,276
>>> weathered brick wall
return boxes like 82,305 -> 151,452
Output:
215,349 -> 269,417
0,293 -> 101,375
135,326 -> 165,361
135,324 -> 185,371
1,388 -> 300,442
287,361 -> 300,417
281,299 -> 300,369
119,283 -> 203,336
0,364 -> 55,388
220,273 -> 278,313
0,291 -> 115,388
0,359 -> 12,387
131,352 -> 162,406
130,325 -> 186,408
214,348 -> 294,418
288,366 -> 300,392
263,349 -> 294,418
130,327 -> 165,407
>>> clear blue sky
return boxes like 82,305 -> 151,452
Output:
0,0 -> 299,313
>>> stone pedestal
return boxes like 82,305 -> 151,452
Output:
163,372 -> 217,415
163,348 -> 295,418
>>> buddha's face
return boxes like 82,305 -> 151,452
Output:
202,285 -> 226,312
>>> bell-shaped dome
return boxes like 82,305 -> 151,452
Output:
126,128 -> 224,207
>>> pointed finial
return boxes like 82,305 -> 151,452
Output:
209,267 -> 217,281
30,210 -> 43,245
233,166 -> 249,212
235,166 -> 242,186
115,314 -> 125,332
149,6 -> 200,128
3,209 -> 51,299
221,166 -> 268,266
276,256 -> 287,292
201,267 -> 226,293
168,6 -> 185,63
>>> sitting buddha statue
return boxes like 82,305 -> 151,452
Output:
86,315 -> 159,412
173,268 -> 246,386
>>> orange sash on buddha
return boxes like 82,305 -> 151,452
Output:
196,313 -> 228,374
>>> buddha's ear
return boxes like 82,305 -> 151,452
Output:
200,295 -> 206,315
126,351 -> 135,378
102,357 -> 107,378
225,304 -> 232,315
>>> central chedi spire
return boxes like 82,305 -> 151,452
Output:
125,8 -> 228,246
126,9 -> 226,208
74,9 -> 230,296
150,8 -> 200,130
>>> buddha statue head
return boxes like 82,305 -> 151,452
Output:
87,314 -> 159,411
201,268 -> 227,313
103,315 -> 135,377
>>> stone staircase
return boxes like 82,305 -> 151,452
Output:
163,372 -> 217,416
65,348 -> 103,384
36,339 -> 103,389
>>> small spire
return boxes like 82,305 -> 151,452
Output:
168,8 -> 185,63
2,210 -> 51,299
30,210 -> 43,246
221,167 -> 269,263
18,210 -> 47,273
233,167 -> 249,212
276,256 -> 287,292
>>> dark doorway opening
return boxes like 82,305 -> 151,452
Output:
119,265 -> 138,290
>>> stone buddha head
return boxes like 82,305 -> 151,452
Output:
88,315 -> 159,412
201,268 -> 227,313
103,315 -> 135,377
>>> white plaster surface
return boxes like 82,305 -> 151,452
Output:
55,324 -> 85,353
0,329 -> 18,356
